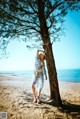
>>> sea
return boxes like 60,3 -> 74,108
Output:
0,69 -> 80,82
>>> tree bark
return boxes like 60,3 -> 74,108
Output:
44,42 -> 62,106
37,0 -> 62,106
41,32 -> 62,106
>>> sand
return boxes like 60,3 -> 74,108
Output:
0,74 -> 80,119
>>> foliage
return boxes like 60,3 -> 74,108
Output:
0,0 -> 80,49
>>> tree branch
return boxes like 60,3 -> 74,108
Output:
0,8 -> 29,23
45,1 -> 65,19
54,2 -> 74,18
0,7 -> 39,28
27,0 -> 38,14
47,17 -> 53,29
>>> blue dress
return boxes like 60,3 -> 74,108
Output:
32,55 -> 46,90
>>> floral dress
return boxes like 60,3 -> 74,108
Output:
32,55 -> 46,90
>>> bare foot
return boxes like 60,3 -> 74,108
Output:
33,98 -> 37,103
37,97 -> 40,104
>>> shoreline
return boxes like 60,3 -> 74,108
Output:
0,68 -> 80,82
0,73 -> 80,82
0,74 -> 80,119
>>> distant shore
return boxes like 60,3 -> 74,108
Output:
0,74 -> 80,119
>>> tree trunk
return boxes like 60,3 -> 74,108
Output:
37,0 -> 62,106
44,42 -> 62,106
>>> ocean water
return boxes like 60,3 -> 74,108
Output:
0,69 -> 80,82
57,69 -> 80,82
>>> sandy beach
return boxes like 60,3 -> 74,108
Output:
0,74 -> 80,119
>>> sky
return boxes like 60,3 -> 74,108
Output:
0,11 -> 80,71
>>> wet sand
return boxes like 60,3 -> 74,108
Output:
0,75 -> 80,119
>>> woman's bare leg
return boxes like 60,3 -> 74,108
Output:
32,85 -> 37,103
37,89 -> 41,104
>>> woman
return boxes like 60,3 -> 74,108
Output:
32,50 -> 47,104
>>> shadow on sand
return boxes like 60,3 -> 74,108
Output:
22,92 -> 80,119
60,100 -> 80,118
39,95 -> 80,119
61,100 -> 80,113
43,98 -> 80,119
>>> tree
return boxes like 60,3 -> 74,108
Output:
0,0 -> 80,106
